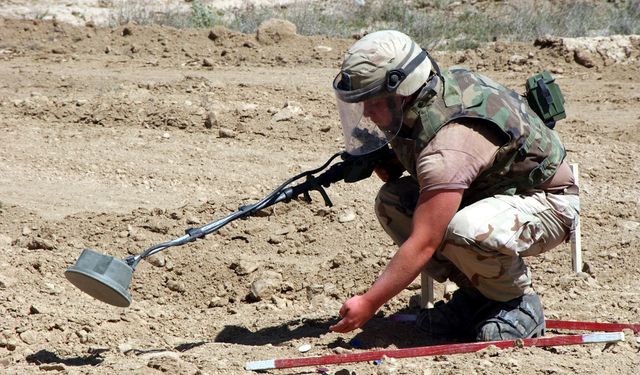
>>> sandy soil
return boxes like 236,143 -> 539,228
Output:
0,13 -> 639,375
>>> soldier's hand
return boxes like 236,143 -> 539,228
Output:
329,295 -> 376,333
374,155 -> 404,182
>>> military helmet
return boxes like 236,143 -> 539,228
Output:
333,30 -> 433,155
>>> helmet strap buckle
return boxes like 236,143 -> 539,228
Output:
385,69 -> 407,92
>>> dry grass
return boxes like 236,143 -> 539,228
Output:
114,0 -> 640,50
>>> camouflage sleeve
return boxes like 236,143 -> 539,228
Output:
415,120 -> 504,192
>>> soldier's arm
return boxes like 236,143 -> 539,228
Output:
330,188 -> 462,333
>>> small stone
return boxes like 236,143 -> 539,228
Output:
268,235 -> 282,244
40,363 -> 66,371
272,103 -> 302,122
147,254 -> 166,268
207,297 -> 227,308
204,111 -> 218,128
298,343 -> 312,352
231,260 -> 258,276
250,271 -> 283,301
574,49 -> 595,68
338,210 -> 356,223
162,132 -> 170,139
166,280 -> 185,293
202,58 -> 214,67
314,45 -> 332,52
122,27 -> 132,36
508,54 -> 527,65
76,329 -> 89,344
22,226 -> 32,235
19,330 -> 38,345
26,238 -> 56,250
208,26 -> 228,42
29,304 -> 44,314
218,128 -> 236,138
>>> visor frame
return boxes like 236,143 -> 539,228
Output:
333,49 -> 428,104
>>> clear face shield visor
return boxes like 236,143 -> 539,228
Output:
333,49 -> 429,156
334,94 -> 404,156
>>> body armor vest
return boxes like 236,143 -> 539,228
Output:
391,67 -> 566,205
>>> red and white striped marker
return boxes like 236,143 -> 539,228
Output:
546,319 -> 640,333
389,315 -> 640,333
245,331 -> 624,371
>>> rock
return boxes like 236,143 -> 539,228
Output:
256,18 -> 297,45
76,329 -> 89,343
19,330 -> 38,345
272,102 -> 302,122
231,260 -> 258,276
250,271 -> 283,301
22,226 -> 32,235
207,297 -> 227,308
574,49 -> 596,68
202,58 -> 214,67
314,45 -> 332,52
122,27 -> 133,36
534,35 -> 562,48
298,343 -> 312,352
218,128 -> 236,138
26,238 -> 56,250
166,280 -> 186,293
208,25 -> 229,42
147,254 -> 166,268
29,304 -> 45,314
267,235 -> 283,244
338,210 -> 356,223
40,363 -> 66,371
508,54 -> 527,65
204,111 -> 218,128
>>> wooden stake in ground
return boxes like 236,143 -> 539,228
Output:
245,332 -> 624,371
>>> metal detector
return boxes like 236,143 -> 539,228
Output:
65,146 -> 397,307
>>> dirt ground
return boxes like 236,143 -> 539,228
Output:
0,13 -> 639,375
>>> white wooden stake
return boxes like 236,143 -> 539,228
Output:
570,163 -> 582,273
420,270 -> 434,308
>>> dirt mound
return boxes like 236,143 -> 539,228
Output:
0,18 -> 639,375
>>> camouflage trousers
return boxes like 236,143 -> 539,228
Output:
375,176 -> 580,302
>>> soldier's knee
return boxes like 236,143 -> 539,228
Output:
445,209 -> 477,245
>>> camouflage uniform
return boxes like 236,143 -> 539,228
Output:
376,177 -> 579,301
376,68 -> 580,302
